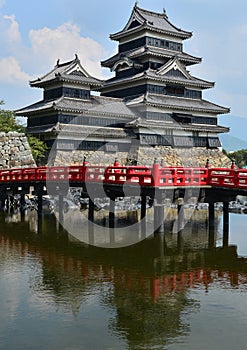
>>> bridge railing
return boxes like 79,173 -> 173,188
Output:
207,168 -> 247,189
104,166 -> 152,185
0,163 -> 247,190
235,169 -> 247,189
157,167 -> 208,187
208,168 -> 236,187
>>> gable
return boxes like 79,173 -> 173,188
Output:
156,58 -> 191,80
65,63 -> 90,78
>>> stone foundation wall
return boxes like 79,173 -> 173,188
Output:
0,132 -> 36,169
48,146 -> 231,168
137,146 -> 231,167
48,150 -> 130,166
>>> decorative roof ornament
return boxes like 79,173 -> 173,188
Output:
134,1 -> 139,7
163,8 -> 168,19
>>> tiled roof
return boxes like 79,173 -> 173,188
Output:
16,95 -> 136,118
125,93 -> 230,115
103,68 -> 214,89
30,55 -> 103,89
26,123 -> 133,139
101,47 -> 201,68
110,5 -> 192,40
126,118 -> 229,133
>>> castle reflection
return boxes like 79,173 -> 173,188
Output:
0,210 -> 246,349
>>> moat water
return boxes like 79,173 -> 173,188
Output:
0,209 -> 247,350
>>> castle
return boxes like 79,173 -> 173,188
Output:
16,4 -> 231,167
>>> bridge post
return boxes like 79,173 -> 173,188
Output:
141,194 -> 146,219
88,221 -> 95,246
88,197 -> 95,223
223,201 -> 229,247
109,197 -> 116,228
208,202 -> 215,230
177,198 -> 184,232
37,191 -> 43,217
35,186 -> 43,233
58,194 -> 64,225
20,193 -> 26,221
140,194 -> 147,236
0,188 -> 7,211
152,158 -> 160,187
154,191 -> 164,234
208,201 -> 215,248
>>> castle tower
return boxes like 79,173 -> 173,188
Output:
101,5 -> 230,163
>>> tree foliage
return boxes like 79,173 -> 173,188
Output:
223,148 -> 247,168
0,100 -> 47,164
0,100 -> 25,133
27,135 -> 48,164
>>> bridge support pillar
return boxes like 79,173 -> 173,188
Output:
88,222 -> 95,246
20,193 -> 26,221
223,201 -> 229,247
0,189 -> 7,211
208,202 -> 215,248
109,197 -> 116,228
32,186 -> 43,234
154,204 -> 164,234
141,194 -> 147,236
58,195 -> 64,225
141,194 -> 146,220
109,198 -> 115,228
88,197 -> 94,223
208,202 -> 215,229
177,198 -> 184,232
37,192 -> 43,217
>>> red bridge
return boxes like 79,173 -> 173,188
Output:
0,162 -> 246,189
0,161 -> 246,234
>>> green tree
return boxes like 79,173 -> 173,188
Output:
27,135 -> 48,165
0,100 -> 25,133
0,100 -> 47,164
223,148 -> 247,168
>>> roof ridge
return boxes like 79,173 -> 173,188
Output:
55,54 -> 79,68
135,5 -> 168,19
135,5 -> 191,35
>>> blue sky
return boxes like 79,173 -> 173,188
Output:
0,0 -> 247,136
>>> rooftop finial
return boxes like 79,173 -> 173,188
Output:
75,53 -> 78,60
163,7 -> 168,18
135,1 -> 139,7
56,59 -> 60,66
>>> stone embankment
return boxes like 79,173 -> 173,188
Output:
0,132 -> 36,169
49,146 -> 231,168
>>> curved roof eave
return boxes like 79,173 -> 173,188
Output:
110,25 -> 192,41
145,101 -> 230,115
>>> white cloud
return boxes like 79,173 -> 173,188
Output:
3,14 -> 21,43
0,13 -> 108,87
28,22 -> 107,79
0,57 -> 31,84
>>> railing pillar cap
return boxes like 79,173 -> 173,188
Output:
205,159 -> 210,168
83,155 -> 88,166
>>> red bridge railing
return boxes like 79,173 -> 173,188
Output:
0,163 -> 247,190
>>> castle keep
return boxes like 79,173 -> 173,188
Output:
16,5 -> 231,167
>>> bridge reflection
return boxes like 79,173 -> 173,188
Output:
0,211 -> 246,348
0,211 -> 246,295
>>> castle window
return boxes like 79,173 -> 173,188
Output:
145,36 -> 182,51
166,85 -> 184,97
74,89 -> 79,98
